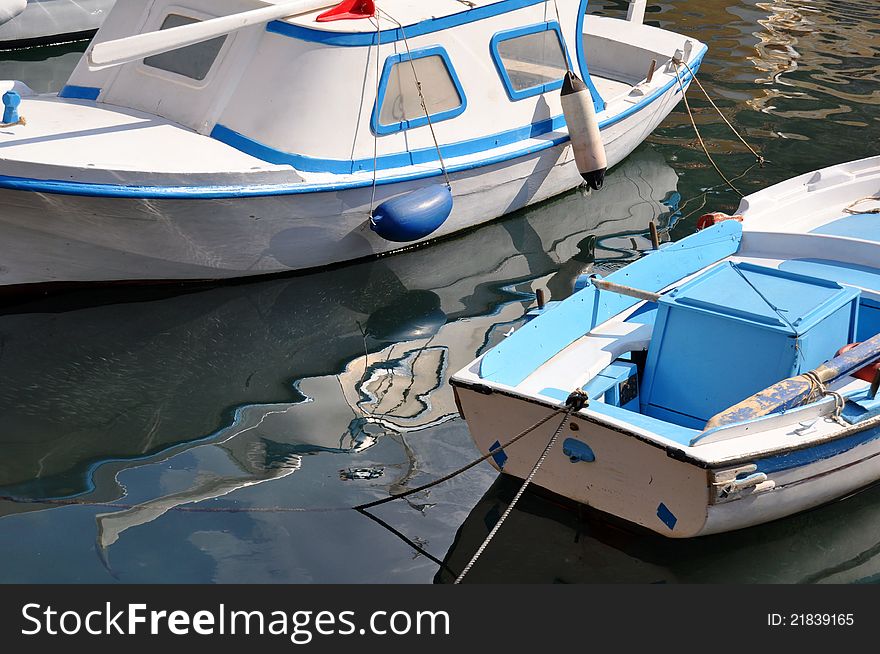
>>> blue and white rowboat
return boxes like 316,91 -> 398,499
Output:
451,155 -> 880,537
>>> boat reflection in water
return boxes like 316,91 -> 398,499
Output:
0,41 -> 83,93
0,145 -> 681,554
436,475 -> 880,584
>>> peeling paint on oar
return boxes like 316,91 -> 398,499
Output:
705,331 -> 880,430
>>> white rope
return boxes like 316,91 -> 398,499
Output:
803,370 -> 848,426
678,58 -> 764,165
454,410 -> 572,583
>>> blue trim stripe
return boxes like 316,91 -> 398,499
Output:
0,126 -> 569,199
756,423 -> 880,474
0,44 -> 706,199
489,22 -> 571,102
211,114 -> 567,174
574,0 -> 605,113
266,0 -> 549,47
371,45 -> 467,136
58,85 -> 101,101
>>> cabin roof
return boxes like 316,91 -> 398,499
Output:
277,0 -> 514,34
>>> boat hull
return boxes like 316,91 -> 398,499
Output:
0,76 -> 686,288
453,384 -> 880,538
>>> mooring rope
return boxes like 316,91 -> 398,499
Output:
802,370 -> 848,426
454,390 -> 588,583
844,196 -> 880,215
377,7 -> 451,189
3,386 -> 592,583
672,61 -> 746,198
355,404 -> 569,511
678,59 -> 765,166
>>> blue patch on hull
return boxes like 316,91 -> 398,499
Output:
489,440 -> 508,469
58,85 -> 101,101
657,503 -> 678,530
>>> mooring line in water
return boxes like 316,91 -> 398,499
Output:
677,59 -> 765,166
0,403 -> 566,517
454,391 -> 588,584
673,62 -> 746,198
354,406 -> 568,511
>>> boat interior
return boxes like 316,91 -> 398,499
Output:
473,192 -> 880,449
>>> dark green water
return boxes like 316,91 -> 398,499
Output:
0,1 -> 878,583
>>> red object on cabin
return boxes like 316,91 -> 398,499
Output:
835,342 -> 880,382
696,212 -> 744,231
316,0 -> 376,21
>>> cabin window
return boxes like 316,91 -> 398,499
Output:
373,47 -> 466,135
490,22 -> 570,100
143,14 -> 227,81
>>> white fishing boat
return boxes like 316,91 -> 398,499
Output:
0,0 -> 704,289
451,155 -> 880,538
0,0 -> 114,48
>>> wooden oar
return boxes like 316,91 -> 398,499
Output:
590,277 -> 661,303
705,331 -> 880,430
88,0 -> 337,70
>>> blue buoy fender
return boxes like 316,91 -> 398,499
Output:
370,184 -> 453,242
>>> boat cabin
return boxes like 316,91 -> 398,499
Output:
55,0 -> 607,176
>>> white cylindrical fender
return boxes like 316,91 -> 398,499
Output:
561,71 -> 607,191
0,0 -> 27,27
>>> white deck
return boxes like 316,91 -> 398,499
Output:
0,96 -> 295,182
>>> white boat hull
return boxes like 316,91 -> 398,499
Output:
451,155 -> 880,538
454,385 -> 880,538
0,78 -> 685,288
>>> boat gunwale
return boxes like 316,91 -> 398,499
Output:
451,376 -> 880,474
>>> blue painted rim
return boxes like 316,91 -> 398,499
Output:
489,21 -> 571,102
574,0 -> 606,113
370,45 -> 467,136
209,43 -> 703,176
755,422 -> 880,474
266,0 -> 552,47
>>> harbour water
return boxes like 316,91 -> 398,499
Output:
1,0 -> 879,583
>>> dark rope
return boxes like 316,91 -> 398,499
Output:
354,405 -> 568,511
454,390 -> 588,583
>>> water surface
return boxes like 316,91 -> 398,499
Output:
0,1 -> 878,583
